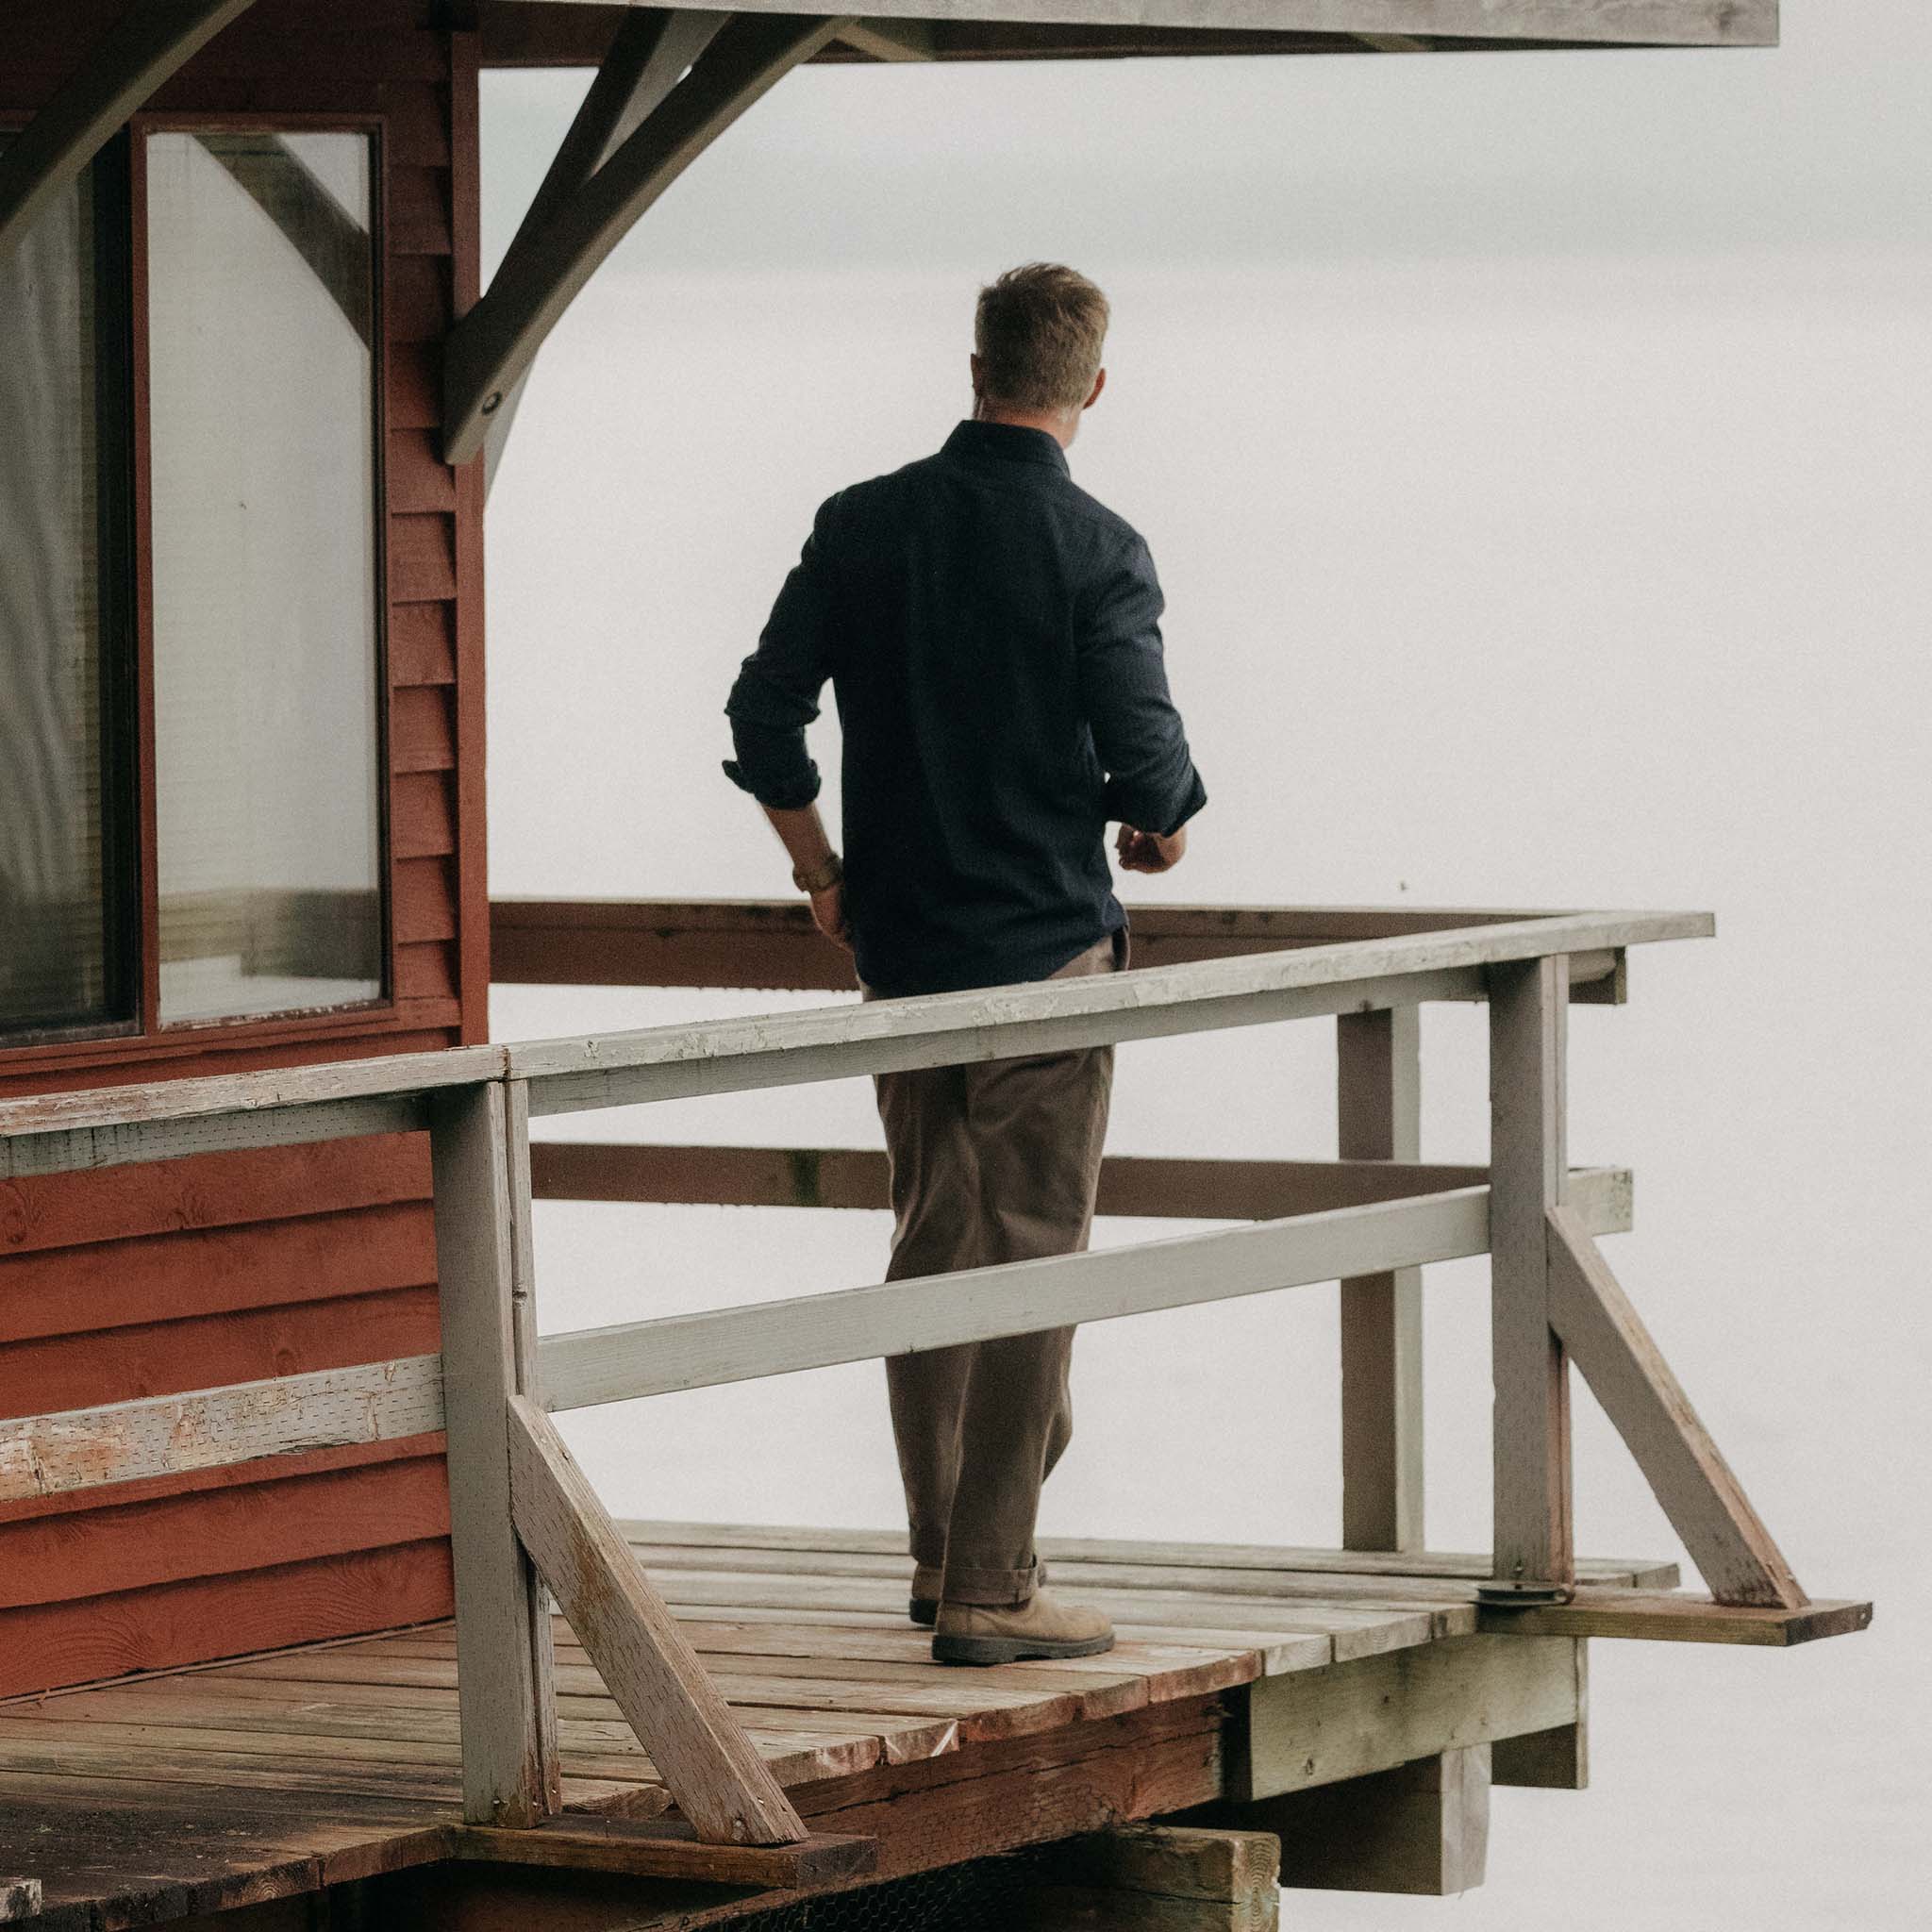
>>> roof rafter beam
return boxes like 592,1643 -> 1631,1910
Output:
483,5 -> 728,491
838,19 -> 939,59
445,8 -> 856,467
0,0 -> 263,270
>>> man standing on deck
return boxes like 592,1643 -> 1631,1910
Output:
722,264 -> 1207,1665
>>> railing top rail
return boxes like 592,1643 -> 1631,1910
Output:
0,909 -> 1710,1174
508,910 -> 1709,1111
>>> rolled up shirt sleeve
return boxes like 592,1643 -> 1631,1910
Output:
1076,532 -> 1208,837
723,505 -> 839,809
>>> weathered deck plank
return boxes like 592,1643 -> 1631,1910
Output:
0,1524 -> 1858,1928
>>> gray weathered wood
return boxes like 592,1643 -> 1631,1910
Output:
431,1082 -> 559,1828
510,910 -> 1713,1114
1475,1588 -> 1868,1646
0,1356 -> 443,1503
0,1043 -> 504,1179
1252,1746 -> 1491,1895
483,8 -> 727,494
505,1396 -> 808,1845
618,1519 -> 1677,1590
1487,956 -> 1574,1591
444,12 -> 854,463
0,0 -> 261,268
1337,1004 -> 1424,1552
538,1171 -> 1633,1411
1546,1205 -> 1807,1609
1024,1824 -> 1282,1930
0,1877 -> 42,1924
1234,1633 -> 1579,1800
517,2 -> 1776,54
1491,1636 -> 1587,1789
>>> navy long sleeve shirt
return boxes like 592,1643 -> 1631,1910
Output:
724,420 -> 1207,998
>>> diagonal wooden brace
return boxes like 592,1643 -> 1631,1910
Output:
1546,1204 -> 1807,1610
0,0 -> 261,268
442,10 -> 854,465
480,6 -> 727,492
507,1393 -> 808,1846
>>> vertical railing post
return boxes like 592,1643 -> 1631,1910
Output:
429,1078 -> 560,1826
1486,956 -> 1575,1594
1337,1005 -> 1424,1552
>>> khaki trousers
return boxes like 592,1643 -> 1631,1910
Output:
870,932 -> 1122,1607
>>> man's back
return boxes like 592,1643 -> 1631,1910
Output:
725,418 -> 1205,996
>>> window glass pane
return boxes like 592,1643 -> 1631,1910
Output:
0,138 -> 134,1040
146,131 -> 383,1025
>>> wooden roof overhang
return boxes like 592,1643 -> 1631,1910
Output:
0,0 -> 1777,473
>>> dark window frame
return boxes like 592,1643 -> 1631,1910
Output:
0,110 -> 397,1070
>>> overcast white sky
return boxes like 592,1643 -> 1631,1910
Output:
483,10 -> 1929,1926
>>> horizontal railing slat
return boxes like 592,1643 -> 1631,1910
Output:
0,911 -> 1708,1174
510,911 -> 1707,1116
0,1355 -> 446,1502
535,1167 -> 1632,1411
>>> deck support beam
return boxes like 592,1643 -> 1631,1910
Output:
0,0 -> 260,268
1337,1005 -> 1424,1553
1230,1747 -> 1491,1896
443,9 -> 854,466
1486,956 -> 1574,1594
1022,1826 -> 1282,1931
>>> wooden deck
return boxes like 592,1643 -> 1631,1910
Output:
0,1524 -> 1700,1929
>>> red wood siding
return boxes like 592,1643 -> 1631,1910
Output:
0,1 -> 481,1694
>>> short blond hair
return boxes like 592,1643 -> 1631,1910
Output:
974,263 -> 1110,414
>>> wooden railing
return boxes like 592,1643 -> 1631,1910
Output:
0,905 -> 1832,1855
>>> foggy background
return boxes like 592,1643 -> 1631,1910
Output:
481,7 -> 1930,1924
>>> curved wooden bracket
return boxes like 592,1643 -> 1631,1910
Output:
444,10 -> 854,468
483,6 -> 727,493
0,0 -> 261,268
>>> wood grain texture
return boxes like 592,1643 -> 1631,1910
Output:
488,895 -> 1636,994
506,1395 -> 806,1845
669,0 -> 1776,47
1220,1745 -> 1491,1896
1475,1588 -> 1870,1646
0,1354 -> 444,1501
1546,1205 -> 1806,1609
0,1282 -> 441,1419
1337,1004 -> 1424,1553
1235,1633 -> 1578,1800
430,1082 -> 558,1827
450,1818 -> 874,1887
508,909 -> 1711,1113
537,1174 -> 1634,1411
0,1537 -> 453,1700
1487,956 -> 1574,1590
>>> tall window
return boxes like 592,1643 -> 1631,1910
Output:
146,131 -> 383,1024
0,137 -> 137,1041
0,124 -> 387,1050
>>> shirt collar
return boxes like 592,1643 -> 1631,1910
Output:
941,419 -> 1071,475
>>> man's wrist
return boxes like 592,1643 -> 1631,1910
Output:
791,853 -> 843,894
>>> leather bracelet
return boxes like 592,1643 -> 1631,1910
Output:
792,854 -> 843,895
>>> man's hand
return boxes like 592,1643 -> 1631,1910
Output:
810,880 -> 852,951
1116,823 -> 1188,874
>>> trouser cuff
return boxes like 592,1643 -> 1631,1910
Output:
940,1559 -> 1038,1608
